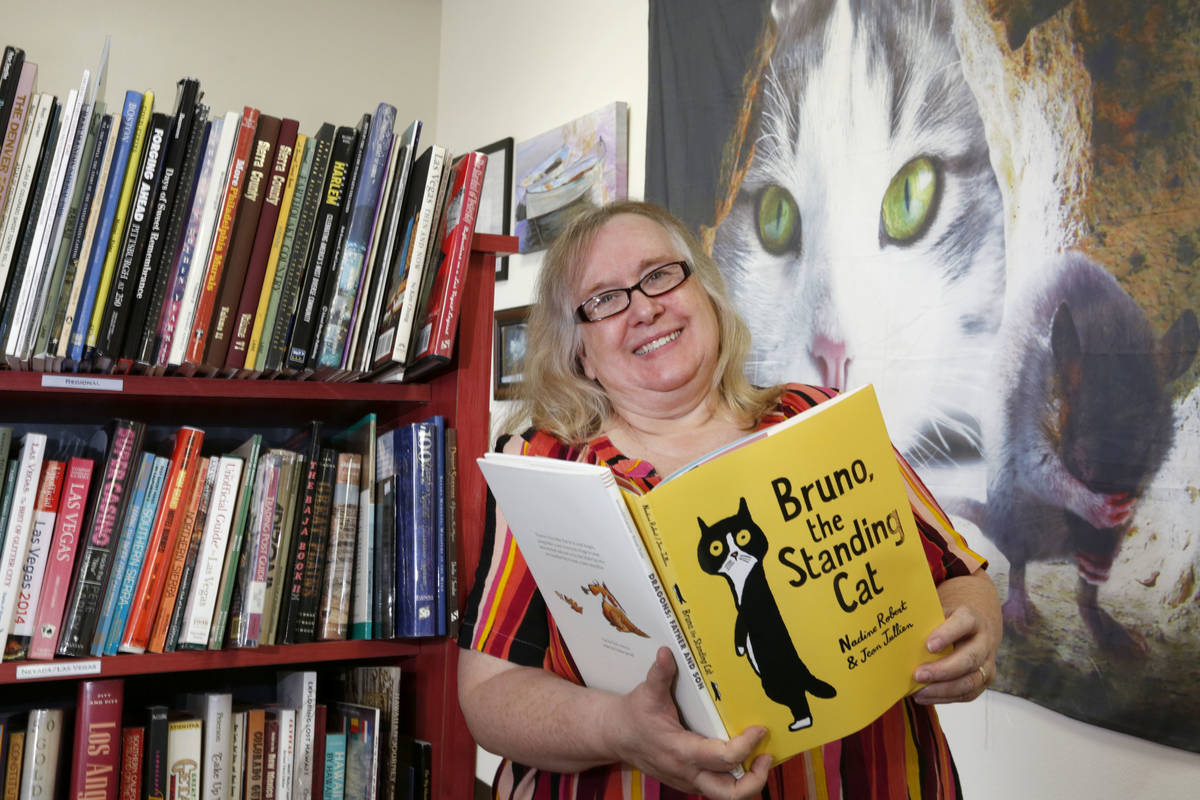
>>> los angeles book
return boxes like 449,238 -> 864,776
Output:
477,384 -> 949,766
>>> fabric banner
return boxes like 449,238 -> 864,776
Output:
647,0 -> 1200,752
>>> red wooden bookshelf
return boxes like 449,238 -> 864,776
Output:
0,234 -> 516,799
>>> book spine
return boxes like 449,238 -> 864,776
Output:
205,435 -> 262,650
230,712 -> 245,800
0,93 -> 52,316
151,116 -> 213,369
5,458 -> 64,660
119,425 -> 204,654
408,423 -> 438,637
0,56 -> 32,215
119,727 -> 144,800
143,706 -> 169,800
265,126 -> 331,375
260,452 -> 301,646
373,431 -> 396,639
237,454 -> 281,647
243,710 -> 265,800
246,132 -> 306,374
390,146 -> 447,366
444,427 -> 460,638
154,455 -> 217,652
320,734 -> 344,800
272,710 -> 294,800
1,731 -> 21,800
127,79 -> 204,369
56,420 -> 145,657
309,706 -> 325,800
224,118 -> 297,372
66,91 -> 141,364
37,104 -> 107,367
103,454 -> 170,655
93,111 -> 169,369
186,694 -> 231,800
293,449 -> 335,643
69,678 -> 124,800
179,455 -> 243,648
24,78 -> 94,366
90,450 -> 155,656
277,428 -> 321,646
276,672 -> 316,800
314,104 -> 396,371
283,126 -> 355,374
54,112 -> 118,369
0,95 -> 60,360
82,90 -> 155,362
429,418 -> 446,636
412,152 -> 487,369
182,107 -> 258,374
19,709 -> 64,800
316,453 -> 360,641
204,113 -> 281,371
167,110 -> 237,370
0,433 -> 47,643
27,456 -> 93,660
165,718 -> 202,800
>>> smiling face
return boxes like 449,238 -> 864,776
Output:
574,214 -> 722,418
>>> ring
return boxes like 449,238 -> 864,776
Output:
978,665 -> 989,685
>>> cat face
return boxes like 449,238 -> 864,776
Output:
712,0 -> 1006,463
698,497 -> 768,576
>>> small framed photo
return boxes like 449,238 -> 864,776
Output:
494,305 -> 531,400
477,137 -> 514,281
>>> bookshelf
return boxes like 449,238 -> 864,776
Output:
0,233 -> 516,800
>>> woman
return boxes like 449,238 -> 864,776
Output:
458,201 -> 1002,798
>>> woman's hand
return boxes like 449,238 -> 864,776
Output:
606,647 -> 772,796
911,570 -> 1003,704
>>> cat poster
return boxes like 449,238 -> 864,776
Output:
513,101 -> 629,253
646,0 -> 1200,752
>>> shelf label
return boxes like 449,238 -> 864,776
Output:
15,659 -> 103,680
41,375 -> 124,392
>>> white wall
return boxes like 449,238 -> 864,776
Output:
5,0 -> 442,138
436,0 -> 1200,794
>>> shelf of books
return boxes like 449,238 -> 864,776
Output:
0,34 -> 518,799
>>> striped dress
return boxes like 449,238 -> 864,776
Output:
459,384 -> 986,799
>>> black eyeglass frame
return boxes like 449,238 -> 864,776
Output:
574,261 -> 693,323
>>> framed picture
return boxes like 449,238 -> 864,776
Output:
477,137 -> 514,281
493,305 -> 531,400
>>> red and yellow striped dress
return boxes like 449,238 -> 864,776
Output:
460,384 -> 986,799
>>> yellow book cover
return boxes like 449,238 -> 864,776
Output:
245,133 -> 306,373
479,384 -> 947,768
85,89 -> 154,350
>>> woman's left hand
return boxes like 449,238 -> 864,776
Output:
911,570 -> 1003,704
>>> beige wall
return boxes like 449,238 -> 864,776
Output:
4,0 -> 442,137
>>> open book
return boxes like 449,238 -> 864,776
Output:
477,384 -> 948,766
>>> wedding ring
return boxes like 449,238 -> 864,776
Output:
978,665 -> 989,685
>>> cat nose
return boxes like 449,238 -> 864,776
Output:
811,334 -> 849,390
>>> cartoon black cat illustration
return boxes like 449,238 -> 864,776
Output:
698,497 -> 837,730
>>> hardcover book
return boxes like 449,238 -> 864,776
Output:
477,384 -> 949,766
27,455 -> 94,659
119,726 -> 143,800
205,434 -> 263,651
276,671 -> 317,800
291,448 -> 335,644
68,679 -> 124,800
56,419 -> 146,657
331,415 -> 375,641
315,452 -> 360,641
165,716 -> 202,800
178,454 -> 244,649
19,708 -> 64,800
276,422 -> 322,646
4,458 -> 63,660
118,425 -> 204,654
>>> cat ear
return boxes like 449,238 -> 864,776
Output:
738,496 -> 750,516
697,516 -> 709,533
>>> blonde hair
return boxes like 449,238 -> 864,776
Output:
509,201 -> 781,444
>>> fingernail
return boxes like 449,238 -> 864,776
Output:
915,668 -> 930,682
927,638 -> 943,653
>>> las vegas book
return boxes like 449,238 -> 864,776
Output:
477,384 -> 950,766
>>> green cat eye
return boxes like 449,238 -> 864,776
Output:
881,157 -> 938,242
756,184 -> 801,255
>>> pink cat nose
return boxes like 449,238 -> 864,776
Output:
811,335 -> 849,390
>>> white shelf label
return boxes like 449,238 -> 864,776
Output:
16,659 -> 103,680
41,375 -> 124,392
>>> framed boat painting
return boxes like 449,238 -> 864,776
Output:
513,102 -> 629,254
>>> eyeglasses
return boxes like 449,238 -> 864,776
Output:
575,261 -> 692,323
